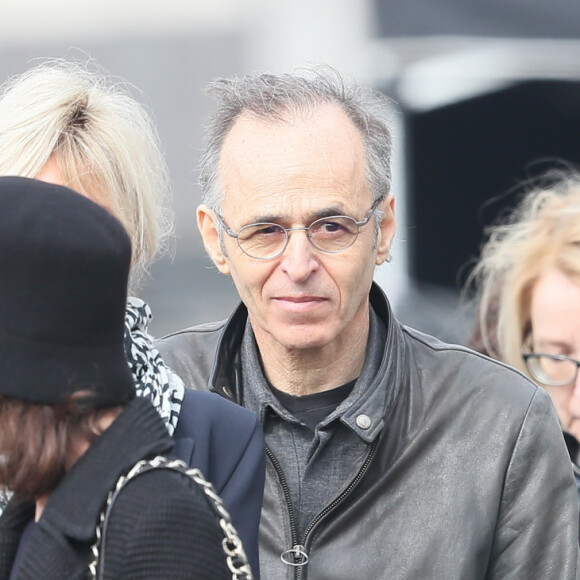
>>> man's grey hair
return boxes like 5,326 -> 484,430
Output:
199,66 -> 393,214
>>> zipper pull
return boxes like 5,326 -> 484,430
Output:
280,544 -> 309,567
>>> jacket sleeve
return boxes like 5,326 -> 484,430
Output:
487,387 -> 580,579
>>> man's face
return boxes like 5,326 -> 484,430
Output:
199,104 -> 395,357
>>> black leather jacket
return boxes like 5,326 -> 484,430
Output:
158,283 -> 580,579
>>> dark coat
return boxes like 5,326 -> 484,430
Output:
0,397 -> 233,580
158,282 -> 580,580
173,389 -> 265,576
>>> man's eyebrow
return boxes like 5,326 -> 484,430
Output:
245,213 -> 283,224
247,206 -> 348,225
312,206 -> 347,219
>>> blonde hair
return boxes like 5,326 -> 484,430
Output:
0,60 -> 172,291
469,172 -> 580,374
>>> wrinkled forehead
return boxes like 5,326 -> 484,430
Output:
222,102 -> 362,153
218,104 -> 369,218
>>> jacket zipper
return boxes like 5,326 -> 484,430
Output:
268,439 -> 379,580
265,446 -> 305,578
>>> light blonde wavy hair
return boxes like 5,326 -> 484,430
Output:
468,172 -> 580,375
0,59 -> 172,291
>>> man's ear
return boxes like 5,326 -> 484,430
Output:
197,205 -> 230,275
376,194 -> 396,266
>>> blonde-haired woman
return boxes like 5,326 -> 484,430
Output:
0,60 -> 264,575
468,171 -> 580,516
0,60 -> 169,290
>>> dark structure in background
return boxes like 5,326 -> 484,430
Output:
374,0 -> 580,40
371,0 -> 580,343
405,80 -> 580,291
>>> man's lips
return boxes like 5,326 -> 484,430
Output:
272,295 -> 328,311
277,295 -> 325,302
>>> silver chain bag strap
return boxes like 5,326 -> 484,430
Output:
89,455 -> 254,580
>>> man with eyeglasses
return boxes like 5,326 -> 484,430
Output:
159,68 -> 579,579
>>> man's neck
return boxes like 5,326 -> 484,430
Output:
255,328 -> 369,397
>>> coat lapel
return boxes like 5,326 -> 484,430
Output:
13,525 -> 90,580
0,501 -> 33,580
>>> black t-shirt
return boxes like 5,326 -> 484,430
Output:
269,380 -> 356,431
564,431 -> 580,466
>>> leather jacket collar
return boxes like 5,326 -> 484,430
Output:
207,282 -> 404,411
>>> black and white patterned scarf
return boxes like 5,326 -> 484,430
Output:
124,297 -> 185,436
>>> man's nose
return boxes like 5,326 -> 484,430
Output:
279,229 -> 319,281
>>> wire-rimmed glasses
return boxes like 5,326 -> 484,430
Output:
522,352 -> 580,386
215,198 -> 382,260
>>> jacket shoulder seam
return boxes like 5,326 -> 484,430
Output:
401,324 -> 542,385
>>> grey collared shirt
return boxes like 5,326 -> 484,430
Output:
242,307 -> 388,539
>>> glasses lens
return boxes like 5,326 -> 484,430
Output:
238,223 -> 287,259
309,216 -> 358,252
526,355 -> 578,386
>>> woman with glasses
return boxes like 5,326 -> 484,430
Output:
467,170 -> 580,515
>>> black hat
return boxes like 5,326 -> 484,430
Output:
0,176 -> 136,407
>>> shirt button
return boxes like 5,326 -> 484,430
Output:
356,414 -> 372,430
